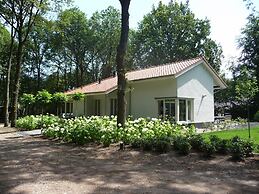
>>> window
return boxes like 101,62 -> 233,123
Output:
158,98 -> 193,122
66,102 -> 73,113
158,99 -> 176,120
94,99 -> 101,116
187,100 -> 192,121
110,98 -> 117,116
179,100 -> 186,121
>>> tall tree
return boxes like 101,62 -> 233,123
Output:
116,0 -> 131,128
131,1 -> 222,71
238,12 -> 259,105
235,67 -> 258,138
0,0 -> 70,127
56,8 -> 93,87
23,17 -> 54,92
89,6 -> 121,79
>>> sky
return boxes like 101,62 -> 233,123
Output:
73,0 -> 259,75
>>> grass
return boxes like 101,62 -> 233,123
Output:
202,126 -> 259,146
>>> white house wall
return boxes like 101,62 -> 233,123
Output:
177,63 -> 214,123
130,77 -> 177,118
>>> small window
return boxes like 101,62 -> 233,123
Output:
94,99 -> 101,116
110,99 -> 117,116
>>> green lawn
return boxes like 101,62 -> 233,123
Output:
202,127 -> 259,145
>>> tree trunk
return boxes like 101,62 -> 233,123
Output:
10,41 -> 24,127
4,25 -> 15,127
116,0 -> 131,128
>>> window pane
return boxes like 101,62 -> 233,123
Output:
179,100 -> 186,121
95,100 -> 101,116
188,100 -> 191,121
158,100 -> 163,117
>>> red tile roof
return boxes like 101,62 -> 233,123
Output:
65,57 -> 204,95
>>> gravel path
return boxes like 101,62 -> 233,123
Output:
0,132 -> 258,194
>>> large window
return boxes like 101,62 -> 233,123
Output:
158,99 -> 176,120
110,98 -> 117,116
94,99 -> 101,116
158,98 -> 192,122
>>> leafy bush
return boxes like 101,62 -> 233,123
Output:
229,136 -> 254,160
189,134 -> 204,151
16,115 -> 60,130
201,141 -> 216,157
16,115 -> 39,130
174,136 -> 191,155
153,137 -> 172,153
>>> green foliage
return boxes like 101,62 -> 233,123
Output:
174,136 -> 192,155
20,93 -> 35,106
229,136 -> 254,160
16,115 -> 60,130
36,90 -> 52,105
52,92 -> 68,103
235,67 -> 258,103
72,92 -> 85,101
253,111 -> 259,121
189,134 -> 204,151
15,115 -> 253,159
131,1 -> 222,71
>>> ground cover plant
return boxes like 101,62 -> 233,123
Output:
16,115 -> 257,159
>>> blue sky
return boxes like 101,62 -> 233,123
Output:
73,0 -> 258,74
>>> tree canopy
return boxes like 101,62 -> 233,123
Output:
131,1 -> 223,71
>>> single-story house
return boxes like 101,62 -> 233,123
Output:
65,56 -> 227,124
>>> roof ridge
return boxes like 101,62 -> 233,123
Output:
126,56 -> 203,75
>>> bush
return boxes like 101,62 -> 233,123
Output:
153,137 -> 172,153
254,111 -> 259,121
201,141 -> 216,157
174,136 -> 191,155
229,136 -> 254,160
16,115 -> 39,130
189,134 -> 204,151
16,115 -> 60,130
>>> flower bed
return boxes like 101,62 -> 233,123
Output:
16,115 -> 256,160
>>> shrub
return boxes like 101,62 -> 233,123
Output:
16,115 -> 60,130
201,141 -> 216,157
189,134 -> 204,151
142,139 -> 153,151
174,136 -> 191,155
216,139 -> 230,154
16,115 -> 39,130
153,137 -> 172,153
229,136 -> 254,160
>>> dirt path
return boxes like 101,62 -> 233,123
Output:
0,132 -> 258,194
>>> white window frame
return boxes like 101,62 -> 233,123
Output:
157,98 -> 193,122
